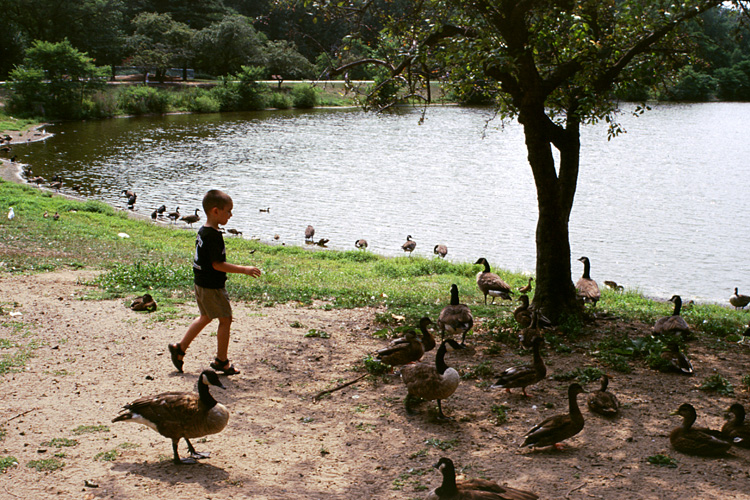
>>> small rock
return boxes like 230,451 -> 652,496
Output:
84,480 -> 99,488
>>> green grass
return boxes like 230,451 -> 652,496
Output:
72,424 -> 109,435
26,457 -> 64,471
0,109 -> 41,133
41,437 -> 78,448
0,456 -> 18,472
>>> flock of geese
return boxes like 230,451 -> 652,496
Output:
109,251 -> 750,498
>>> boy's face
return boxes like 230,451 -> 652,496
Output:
211,201 -> 233,226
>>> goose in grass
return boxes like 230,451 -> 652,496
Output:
112,370 -> 229,465
587,375 -> 619,417
491,336 -> 546,397
521,383 -> 586,449
721,403 -> 750,448
604,280 -> 624,291
426,457 -> 538,500
226,228 -> 243,236
437,284 -> 473,347
434,244 -> 448,258
401,339 -> 461,421
475,257 -> 513,304
355,239 -> 368,250
575,256 -> 600,305
653,295 -> 691,339
670,403 -> 732,456
402,235 -> 416,256
180,209 -> 201,227
730,288 -> 750,310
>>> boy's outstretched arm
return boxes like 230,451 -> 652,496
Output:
213,261 -> 262,277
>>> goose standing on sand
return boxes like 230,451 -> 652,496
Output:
355,239 -> 368,250
112,370 -> 229,465
305,225 -> 315,241
437,284 -> 473,347
730,288 -> 750,310
434,244 -> 448,258
475,257 -> 513,304
376,329 -> 424,367
653,295 -> 691,339
522,383 -> 586,449
401,339 -> 460,421
402,235 -> 416,256
575,256 -> 600,305
180,208 -> 201,227
427,457 -> 538,500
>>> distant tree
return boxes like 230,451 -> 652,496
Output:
664,66 -> 718,101
715,60 -> 750,100
8,39 -> 109,118
126,12 -> 195,82
122,0 -> 228,30
264,40 -> 315,81
192,14 -> 267,76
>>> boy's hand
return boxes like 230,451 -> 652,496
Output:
244,266 -> 261,278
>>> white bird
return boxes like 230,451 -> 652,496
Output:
7,207 -> 14,220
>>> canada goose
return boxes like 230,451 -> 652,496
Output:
418,316 -> 437,353
521,383 -> 586,449
474,257 -> 513,304
437,284 -> 473,347
121,189 -> 135,198
226,228 -> 243,236
7,207 -> 14,221
670,403 -> 732,456
151,209 -> 157,220
180,208 -> 201,226
259,207 -> 270,212
167,207 -> 180,223
575,256 -> 600,305
112,370 -> 229,465
376,329 -> 424,367
730,287 -> 750,309
587,375 -> 619,417
491,336 -> 546,397
50,174 -> 61,182
402,235 -> 416,255
401,339 -> 460,420
127,193 -> 137,208
49,181 -> 62,191
604,280 -> 624,291
9,155 -> 16,162
305,225 -> 315,241
30,176 -> 46,184
653,295 -> 691,339
156,204 -> 167,215
518,277 -> 533,293
722,403 -> 750,448
355,239 -> 368,249
427,457 -> 539,500
660,342 -> 693,375
315,238 -> 329,247
434,244 -> 448,258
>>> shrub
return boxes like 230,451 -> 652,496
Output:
292,85 -> 318,108
118,85 -> 171,115
269,92 -> 292,109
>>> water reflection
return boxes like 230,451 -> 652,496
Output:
14,104 -> 750,304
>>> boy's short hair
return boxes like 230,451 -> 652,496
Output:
203,189 -> 232,212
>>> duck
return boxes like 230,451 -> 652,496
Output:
226,228 -> 243,236
587,375 -> 619,417
259,207 -> 270,213
521,383 -> 586,449
437,284 -> 474,347
130,293 -> 157,312
519,310 -> 551,349
402,235 -> 416,256
167,207 -> 180,223
434,244 -> 448,258
50,180 -> 62,191
53,212 -> 60,221
575,256 -> 600,305
730,287 -> 750,310
112,370 -> 230,465
670,403 -> 732,456
474,257 -> 513,304
514,294 -> 533,329
376,329 -> 425,367
401,339 -> 461,421
151,208 -> 158,220
121,189 -> 135,198
156,204 -> 167,215
355,239 -> 368,249
660,342 -> 693,375
604,280 -> 624,291
315,238 -> 329,247
491,336 -> 546,397
518,277 -> 533,293
180,208 -> 201,227
653,295 -> 691,339
427,457 -> 539,500
721,403 -> 750,448
305,225 -> 315,241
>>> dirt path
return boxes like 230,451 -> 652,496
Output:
0,270 -> 749,499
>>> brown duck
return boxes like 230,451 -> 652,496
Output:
491,336 -> 546,397
670,403 -> 732,456
587,375 -> 619,417
426,457 -> 538,500
522,383 -> 586,449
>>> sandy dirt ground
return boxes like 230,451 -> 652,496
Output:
0,270 -> 749,499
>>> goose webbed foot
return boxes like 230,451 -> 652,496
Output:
435,400 -> 454,422
185,439 -> 210,460
173,441 -> 198,465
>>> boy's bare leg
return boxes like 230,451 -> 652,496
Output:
178,315 -> 213,354
215,316 -> 233,362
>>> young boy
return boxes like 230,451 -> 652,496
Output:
169,189 -> 261,375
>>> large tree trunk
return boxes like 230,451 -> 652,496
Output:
519,105 -> 581,322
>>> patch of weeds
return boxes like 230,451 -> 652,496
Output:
118,442 -> 139,449
544,334 -> 572,354
363,355 -> 389,376
26,458 -> 64,471
424,438 -> 458,451
94,449 -> 118,462
72,424 -> 109,435
742,374 -> 750,391
699,374 -> 734,396
0,426 -> 6,442
305,329 -> 330,338
41,438 -> 78,448
354,422 -> 376,433
320,447 -> 329,456
461,360 -> 494,380
300,416 -> 314,424
0,456 -> 18,473
353,403 -> 369,413
289,321 -> 305,328
552,366 -> 603,384
490,404 -> 510,425
409,448 -> 428,459
647,454 -> 678,468
484,343 -> 503,355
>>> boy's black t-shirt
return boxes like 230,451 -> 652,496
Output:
193,226 -> 227,289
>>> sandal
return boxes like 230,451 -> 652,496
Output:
210,357 -> 240,375
169,343 -> 185,373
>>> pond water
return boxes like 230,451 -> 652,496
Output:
13,103 -> 750,304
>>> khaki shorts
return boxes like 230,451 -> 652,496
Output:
194,284 -> 232,319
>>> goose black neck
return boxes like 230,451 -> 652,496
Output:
731,404 -> 746,425
436,461 -> 458,495
435,342 -> 449,375
450,286 -> 460,306
197,379 -> 218,409
672,296 -> 682,316
581,259 -> 591,279
481,259 -> 491,273
600,375 -> 609,392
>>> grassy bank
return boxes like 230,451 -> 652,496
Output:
1,179 -> 748,352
